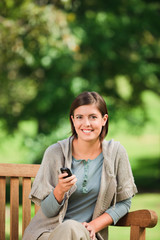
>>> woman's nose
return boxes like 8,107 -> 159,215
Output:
83,117 -> 90,126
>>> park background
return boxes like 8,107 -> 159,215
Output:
0,0 -> 159,239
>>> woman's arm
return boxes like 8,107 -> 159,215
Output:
105,197 -> 131,225
82,212 -> 113,236
41,172 -> 77,218
41,191 -> 64,217
83,197 -> 131,240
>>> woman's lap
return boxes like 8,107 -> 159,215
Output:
38,220 -> 97,240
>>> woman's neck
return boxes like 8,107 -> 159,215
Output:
72,138 -> 102,160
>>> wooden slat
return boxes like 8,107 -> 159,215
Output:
0,163 -> 40,178
10,177 -> 19,240
35,204 -> 40,214
116,209 -> 158,228
22,178 -> 31,236
0,177 -> 6,240
130,226 -> 145,240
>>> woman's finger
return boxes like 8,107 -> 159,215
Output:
82,222 -> 95,240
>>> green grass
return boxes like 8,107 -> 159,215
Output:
5,193 -> 160,240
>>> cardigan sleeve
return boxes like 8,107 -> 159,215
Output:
41,191 -> 65,217
29,143 -> 64,205
115,144 -> 138,202
106,197 -> 131,224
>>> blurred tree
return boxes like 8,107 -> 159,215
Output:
0,0 -> 78,133
0,0 -> 160,134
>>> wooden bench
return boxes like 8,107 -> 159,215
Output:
0,163 -> 158,240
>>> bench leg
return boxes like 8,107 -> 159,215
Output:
130,226 -> 145,240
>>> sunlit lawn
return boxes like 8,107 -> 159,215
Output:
5,193 -> 160,240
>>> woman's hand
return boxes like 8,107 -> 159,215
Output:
58,172 -> 77,193
82,222 -> 96,240
54,173 -> 77,204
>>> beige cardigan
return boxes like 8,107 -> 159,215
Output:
23,137 -> 137,240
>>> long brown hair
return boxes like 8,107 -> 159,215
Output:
69,91 -> 109,140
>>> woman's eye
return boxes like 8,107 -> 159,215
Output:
90,115 -> 97,119
76,116 -> 82,119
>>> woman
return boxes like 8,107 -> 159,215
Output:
23,91 -> 137,240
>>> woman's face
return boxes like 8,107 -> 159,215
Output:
71,104 -> 108,143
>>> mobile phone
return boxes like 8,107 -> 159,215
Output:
60,167 -> 72,178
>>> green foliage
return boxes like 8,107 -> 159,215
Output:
0,0 -> 160,177
0,0 -> 160,135
0,1 -> 77,132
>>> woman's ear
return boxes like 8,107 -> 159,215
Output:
102,114 -> 108,126
71,115 -> 74,124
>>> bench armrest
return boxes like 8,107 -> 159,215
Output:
116,209 -> 158,228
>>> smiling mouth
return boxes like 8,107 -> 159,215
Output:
82,129 -> 93,133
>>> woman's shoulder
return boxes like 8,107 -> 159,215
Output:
45,141 -> 62,154
44,136 -> 72,156
103,138 -> 126,147
102,138 -> 128,156
102,138 -> 119,149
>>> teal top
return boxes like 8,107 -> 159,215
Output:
41,153 -> 131,224
64,152 -> 104,222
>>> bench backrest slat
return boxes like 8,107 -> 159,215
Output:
10,177 -> 19,240
22,178 -> 32,235
0,177 -> 6,240
35,202 -> 40,214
